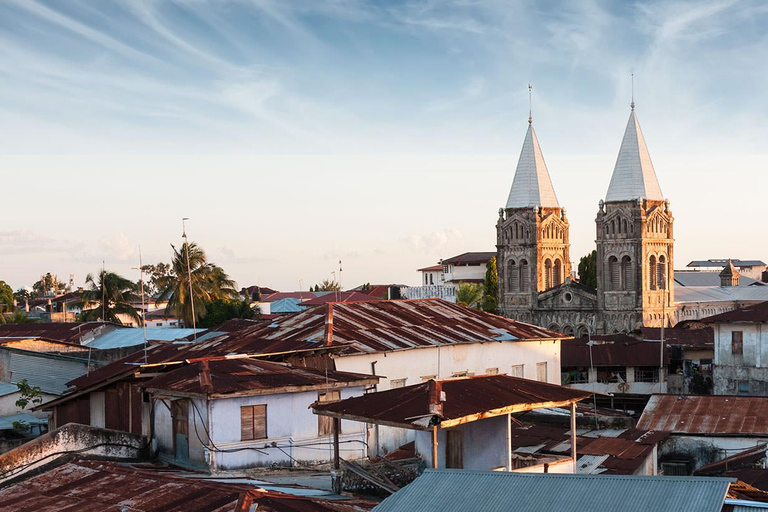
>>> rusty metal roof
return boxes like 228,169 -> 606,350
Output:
561,335 -> 668,367
313,375 -> 590,430
299,292 -> 385,306
640,327 -> 714,349
701,301 -> 768,323
0,322 -> 119,344
695,444 -> 768,476
143,358 -> 378,397
638,395 -> 768,435
255,298 -> 566,355
0,459 -> 375,511
441,252 -> 496,265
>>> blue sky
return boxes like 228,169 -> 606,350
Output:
2,0 -> 767,291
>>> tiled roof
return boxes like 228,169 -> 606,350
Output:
143,358 -> 378,396
605,108 -> 664,202
417,264 -> 444,272
441,252 -> 496,266
638,394 -> 768,435
313,375 -> 590,430
505,122 -> 560,208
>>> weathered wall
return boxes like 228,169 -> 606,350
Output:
414,416 -> 510,471
714,323 -> 768,395
658,435 -> 768,473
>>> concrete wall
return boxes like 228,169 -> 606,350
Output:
566,366 -> 667,395
152,386 -> 368,472
414,415 -> 510,471
714,323 -> 768,395
335,340 -> 560,456
659,435 -> 768,473
0,391 -> 57,418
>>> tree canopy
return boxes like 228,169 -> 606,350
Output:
578,250 -> 597,289
456,282 -> 483,309
313,279 -> 342,292
481,257 -> 499,313
78,270 -> 141,325
198,298 -> 258,328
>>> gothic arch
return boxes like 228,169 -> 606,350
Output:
508,259 -> 519,292
608,255 -> 619,291
657,255 -> 667,290
621,255 -> 632,291
576,324 -> 590,338
554,259 -> 563,287
649,255 -> 657,290
520,259 -> 530,291
544,258 -> 553,289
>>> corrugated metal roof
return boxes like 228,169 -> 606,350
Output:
372,470 -> 732,512
561,335 -> 668,367
0,322 -> 118,344
300,292 -> 384,306
269,298 -> 306,313
688,260 -> 767,268
605,108 -> 664,202
638,395 -> 768,435
675,271 -> 760,287
506,122 -> 560,208
85,328 -> 201,349
675,286 -> 768,304
313,375 -> 590,430
442,252 -> 497,266
0,412 -> 46,431
8,351 -> 89,395
701,301 -> 768,324
640,327 -> 714,349
0,459 -> 376,511
0,382 -> 19,398
143,358 -> 377,396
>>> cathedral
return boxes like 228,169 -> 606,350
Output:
496,99 -> 674,335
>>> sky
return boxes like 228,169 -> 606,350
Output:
2,0 -> 768,292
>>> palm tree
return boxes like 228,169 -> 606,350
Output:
455,282 -> 483,309
158,242 -> 238,327
79,270 -> 141,325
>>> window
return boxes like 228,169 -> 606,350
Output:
608,256 -> 619,291
661,462 -> 689,476
634,366 -> 659,383
508,260 -> 519,292
443,265 -> 450,274
156,323 -> 163,327
732,331 -> 744,355
536,362 -> 548,382
170,322 -> 178,327
485,367 -> 499,375
429,274 -> 434,285
649,256 -> 657,290
317,391 -> 341,436
510,365 -> 525,378
621,256 -> 632,291
553,260 -> 562,287
657,255 -> 667,290
738,380 -> 750,396
520,260 -> 530,290
544,259 -> 553,289
597,366 -> 627,384
390,378 -> 408,388
561,367 -> 589,384
240,405 -> 267,441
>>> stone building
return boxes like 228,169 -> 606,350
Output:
497,101 -> 674,334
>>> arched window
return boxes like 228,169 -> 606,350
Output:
554,259 -> 562,287
621,256 -> 632,290
508,260 -> 519,292
623,219 -> 628,233
611,220 -> 615,235
609,256 -> 620,291
430,274 -> 434,285
544,259 -> 553,289
520,259 -> 530,291
605,225 -> 609,235
657,255 -> 667,290
649,256 -> 657,290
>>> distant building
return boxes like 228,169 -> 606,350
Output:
687,259 -> 768,281
408,252 -> 494,301
702,301 -> 768,395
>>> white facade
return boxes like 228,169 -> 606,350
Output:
333,340 -> 561,455
563,366 -> 667,395
713,321 -> 768,395
152,385 -> 369,471
414,415 -> 510,470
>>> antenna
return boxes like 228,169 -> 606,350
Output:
528,83 -> 533,124
102,260 -> 106,322
630,70 -> 635,111
182,217 -> 197,340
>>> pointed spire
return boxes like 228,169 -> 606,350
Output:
604,106 -> 664,202
506,120 -> 560,209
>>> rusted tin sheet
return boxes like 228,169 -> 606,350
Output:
638,395 -> 768,435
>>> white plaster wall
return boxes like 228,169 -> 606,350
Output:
335,340 -> 560,456
413,416 -> 509,471
450,265 -> 485,282
715,323 -> 765,367
0,391 -> 57,418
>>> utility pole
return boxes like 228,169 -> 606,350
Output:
182,218 -> 197,340
133,248 -> 148,364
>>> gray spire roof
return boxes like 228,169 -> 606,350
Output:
505,123 -> 559,209
605,109 -> 664,202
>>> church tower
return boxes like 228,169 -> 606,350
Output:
498,108 -> 571,322
595,102 -> 674,332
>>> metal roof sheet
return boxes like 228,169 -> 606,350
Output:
605,108 -> 665,202
372,470 -> 733,512
268,298 -> 306,313
675,287 -> 768,304
312,375 -> 590,430
0,382 -> 20,398
638,395 -> 768,435
506,122 -> 560,208
300,292 -> 385,306
689,260 -> 767,268
143,358 -> 377,396
441,252 -> 496,266
84,328 -> 201,349
561,335 -> 668,367
675,271 -> 760,287
8,351 -> 89,395
0,322 -> 118,344
701,301 -> 768,323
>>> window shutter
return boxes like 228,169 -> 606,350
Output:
241,406 -> 254,441
253,405 -> 267,439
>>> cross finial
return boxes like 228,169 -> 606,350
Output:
630,70 -> 635,111
528,83 -> 533,124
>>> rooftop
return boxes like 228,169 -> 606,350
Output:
638,394 -> 768,435
674,271 -> 761,288
0,322 -> 118,344
299,291 -> 385,306
441,252 -> 496,266
262,291 -> 331,302
674,286 -> 768,304
143,358 -> 378,397
84,327 -> 202,349
312,375 -> 590,430
701,301 -> 768,323
372,470 -> 732,512
688,259 -> 767,268
561,334 -> 669,367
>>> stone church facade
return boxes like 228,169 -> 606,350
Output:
497,102 -> 674,335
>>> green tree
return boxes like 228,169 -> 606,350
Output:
481,257 -> 499,313
13,288 -> 30,303
4,311 -> 34,324
199,298 -> 258,328
31,273 -> 65,298
78,270 -> 141,325
456,282 -> 483,309
0,281 -> 14,323
313,279 -> 342,292
13,379 -> 43,431
139,262 -> 172,296
158,242 -> 238,327
578,250 -> 598,289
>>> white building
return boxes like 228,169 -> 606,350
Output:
686,259 -> 767,282
702,301 -> 768,395
408,252 -> 495,301
253,299 -> 567,455
144,358 -> 378,471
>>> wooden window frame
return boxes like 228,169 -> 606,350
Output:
241,404 -> 267,441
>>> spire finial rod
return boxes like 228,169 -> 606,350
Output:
528,83 -> 533,124
630,70 -> 635,111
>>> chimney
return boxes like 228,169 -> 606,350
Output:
720,260 -> 740,287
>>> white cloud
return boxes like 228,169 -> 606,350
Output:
403,228 -> 464,252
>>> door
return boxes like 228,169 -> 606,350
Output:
171,400 -> 189,461
446,430 -> 464,469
